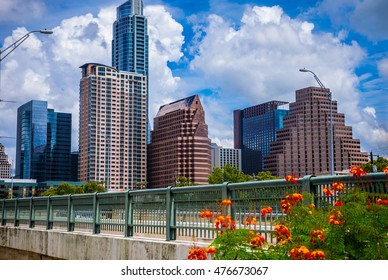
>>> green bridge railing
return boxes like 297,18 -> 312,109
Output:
1,173 -> 387,242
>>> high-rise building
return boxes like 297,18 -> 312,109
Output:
79,0 -> 149,190
148,95 -> 211,188
79,63 -> 147,190
112,0 -> 148,75
234,101 -> 289,175
15,100 -> 72,182
211,143 -> 241,170
265,87 -> 369,177
0,143 -> 11,179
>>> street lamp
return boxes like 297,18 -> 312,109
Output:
0,29 -> 53,102
299,68 -> 334,176
0,29 -> 53,62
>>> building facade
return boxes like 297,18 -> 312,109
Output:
79,63 -> 147,190
234,101 -> 288,175
15,100 -> 72,182
112,0 -> 148,75
211,143 -> 241,170
148,95 -> 211,188
265,87 -> 369,177
0,143 -> 11,179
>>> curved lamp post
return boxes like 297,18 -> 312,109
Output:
299,68 -> 334,176
0,29 -> 53,62
0,29 -> 53,102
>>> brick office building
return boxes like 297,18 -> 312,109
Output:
265,87 -> 368,177
148,95 -> 211,188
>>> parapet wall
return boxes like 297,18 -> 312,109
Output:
0,226 -> 198,260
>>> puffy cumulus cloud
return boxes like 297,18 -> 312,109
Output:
144,5 -> 184,121
0,4 -> 185,161
354,108 -> 388,157
1,27 -> 51,103
51,12 -> 113,67
0,0 -> 45,22
190,5 -> 387,154
191,6 -> 363,116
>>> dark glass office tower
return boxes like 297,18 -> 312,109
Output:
16,100 -> 72,182
112,0 -> 149,75
234,101 -> 289,175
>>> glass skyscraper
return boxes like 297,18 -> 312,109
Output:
112,0 -> 148,75
234,101 -> 289,175
15,100 -> 72,182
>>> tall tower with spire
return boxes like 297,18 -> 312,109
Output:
112,0 -> 149,75
79,1 -> 149,190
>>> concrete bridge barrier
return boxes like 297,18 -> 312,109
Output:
0,226 -> 203,260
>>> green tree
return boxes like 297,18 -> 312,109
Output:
360,156 -> 388,173
254,171 -> 280,181
40,182 -> 84,196
83,181 -> 106,193
208,164 -> 252,184
135,181 -> 148,189
175,176 -> 195,187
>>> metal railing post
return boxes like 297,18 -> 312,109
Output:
166,186 -> 176,241
302,175 -> 314,193
0,200 -> 4,226
124,190 -> 133,237
222,182 -> 233,218
46,196 -> 53,230
302,175 -> 316,205
67,195 -> 74,232
29,197 -> 34,228
93,192 -> 100,234
14,198 -> 19,227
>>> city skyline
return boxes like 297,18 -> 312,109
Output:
0,0 -> 387,166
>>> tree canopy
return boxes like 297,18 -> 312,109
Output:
360,156 -> 388,173
208,164 -> 279,184
208,164 -> 252,184
175,176 -> 195,187
40,181 -> 106,196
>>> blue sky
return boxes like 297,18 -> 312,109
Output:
0,0 -> 387,165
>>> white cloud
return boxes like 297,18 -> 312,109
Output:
350,0 -> 388,41
190,5 -> 388,155
242,5 -> 283,25
51,13 -> 112,67
0,4 -> 185,162
144,5 -> 185,123
0,0 -> 45,22
355,108 -> 388,156
314,0 -> 388,41
363,107 -> 376,118
377,58 -> 388,78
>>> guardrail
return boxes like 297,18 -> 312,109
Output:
1,173 -> 387,242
